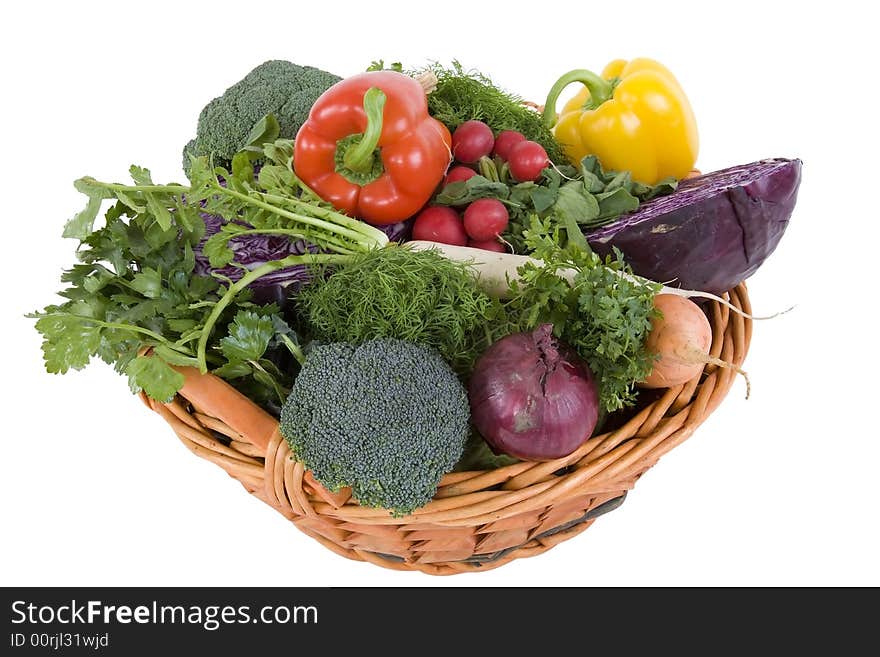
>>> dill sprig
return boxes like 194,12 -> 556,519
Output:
294,246 -> 498,377
408,60 -> 569,164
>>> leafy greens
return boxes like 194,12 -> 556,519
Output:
489,216 -> 662,413
29,140 -> 383,409
435,155 -> 677,254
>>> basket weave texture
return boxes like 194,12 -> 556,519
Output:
141,284 -> 752,575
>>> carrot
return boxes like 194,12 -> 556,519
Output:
174,365 -> 279,452
639,294 -> 751,396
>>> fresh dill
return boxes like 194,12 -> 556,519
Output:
294,246 -> 498,377
395,60 -> 568,164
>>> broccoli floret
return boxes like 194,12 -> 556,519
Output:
279,338 -> 470,517
182,60 -> 341,173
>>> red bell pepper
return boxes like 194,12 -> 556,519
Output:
293,70 -> 452,226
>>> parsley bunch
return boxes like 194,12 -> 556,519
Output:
495,217 -> 662,413
28,140 -> 384,409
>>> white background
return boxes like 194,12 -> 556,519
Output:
2,0 -> 876,587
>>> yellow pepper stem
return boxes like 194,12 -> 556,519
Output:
543,69 -> 614,129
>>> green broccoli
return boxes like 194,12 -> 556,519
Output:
182,60 -> 341,173
279,338 -> 470,517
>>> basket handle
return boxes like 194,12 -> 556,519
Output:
174,365 -> 278,453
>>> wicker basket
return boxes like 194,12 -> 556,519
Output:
140,283 -> 752,575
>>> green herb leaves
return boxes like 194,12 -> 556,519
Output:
220,310 -> 275,362
499,217 -> 662,413
34,314 -> 103,374
213,309 -> 301,406
577,156 -> 677,225
29,146 -> 324,409
296,247 -> 497,377
34,131 -> 666,418
65,167 -> 188,241
411,60 -> 568,164
63,195 -> 103,240
126,354 -> 185,402
434,155 -> 677,254
186,145 -> 388,261
31,177 -> 218,402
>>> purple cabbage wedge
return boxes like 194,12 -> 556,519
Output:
586,158 -> 802,295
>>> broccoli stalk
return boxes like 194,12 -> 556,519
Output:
279,338 -> 470,517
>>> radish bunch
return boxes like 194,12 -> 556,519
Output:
412,120 -> 550,252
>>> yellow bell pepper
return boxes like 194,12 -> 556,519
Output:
543,58 -> 699,185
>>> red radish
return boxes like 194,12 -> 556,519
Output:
492,130 -> 526,161
508,140 -> 550,182
468,238 -> 507,253
463,198 -> 509,241
451,120 -> 495,163
412,206 -> 468,246
640,294 -> 750,396
444,165 -> 477,186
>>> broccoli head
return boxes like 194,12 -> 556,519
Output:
182,60 -> 341,173
279,338 -> 470,517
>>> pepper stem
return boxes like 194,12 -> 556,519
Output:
342,87 -> 386,173
542,69 -> 614,129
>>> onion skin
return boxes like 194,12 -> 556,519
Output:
640,294 -> 712,388
468,324 -> 600,461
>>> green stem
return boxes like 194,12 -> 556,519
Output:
89,174 -> 389,251
195,253 -> 352,372
248,359 -> 286,404
278,333 -> 306,367
542,69 -> 614,129
478,156 -> 500,182
263,191 -> 389,243
93,181 -> 189,194
214,183 -> 386,249
342,87 -> 387,173
229,227 -> 358,255
36,313 -> 200,363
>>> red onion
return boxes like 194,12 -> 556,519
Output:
468,324 -> 600,460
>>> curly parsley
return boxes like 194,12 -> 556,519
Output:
497,216 -> 661,413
